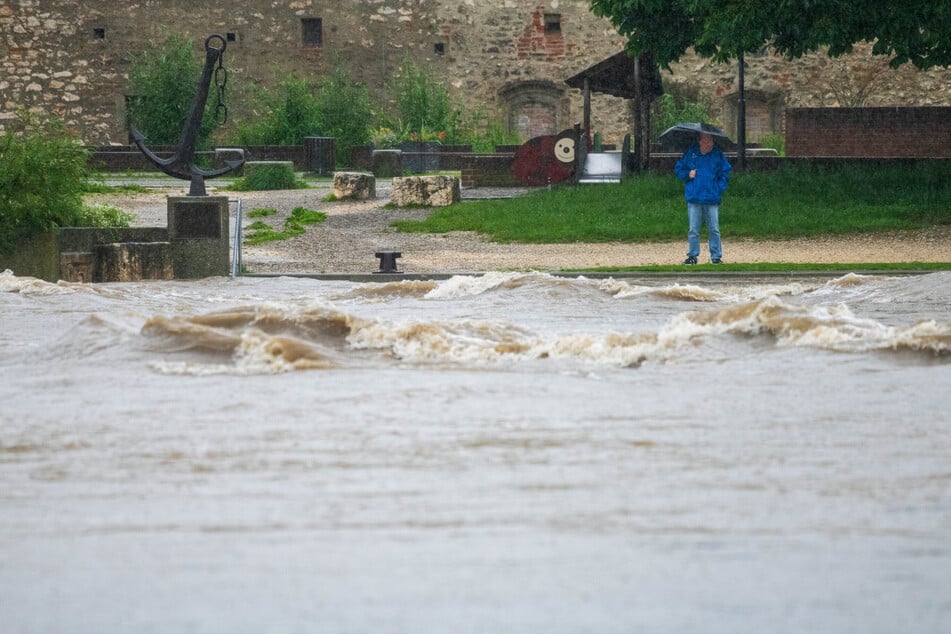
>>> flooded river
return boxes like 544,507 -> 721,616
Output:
2,270 -> 949,632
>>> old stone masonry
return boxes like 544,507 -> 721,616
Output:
4,1 -> 951,146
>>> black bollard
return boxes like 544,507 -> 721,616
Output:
374,251 -> 402,274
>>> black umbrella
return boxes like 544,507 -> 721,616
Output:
657,122 -> 736,151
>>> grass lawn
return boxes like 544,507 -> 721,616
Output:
392,164 -> 951,244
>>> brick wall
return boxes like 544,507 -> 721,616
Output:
786,107 -> 951,157
462,154 -> 519,187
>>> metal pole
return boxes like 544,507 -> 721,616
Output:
738,53 -> 747,169
583,77 -> 591,135
634,55 -> 643,171
230,198 -> 243,278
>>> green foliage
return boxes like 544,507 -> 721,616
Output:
393,164 -> 951,243
652,92 -> 713,139
243,206 -> 326,245
82,181 -> 148,194
590,0 -> 951,69
246,208 -> 277,218
126,35 -> 218,147
391,58 -> 461,141
758,133 -> 786,157
0,113 -> 90,254
81,203 -> 135,228
314,63 -> 374,165
229,163 -> 306,191
467,118 -> 522,153
233,75 -> 322,146
232,62 -> 372,165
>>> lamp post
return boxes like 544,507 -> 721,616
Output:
737,53 -> 747,169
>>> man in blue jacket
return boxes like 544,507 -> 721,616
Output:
674,132 -> 732,264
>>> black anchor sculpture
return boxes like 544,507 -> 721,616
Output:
132,34 -> 243,196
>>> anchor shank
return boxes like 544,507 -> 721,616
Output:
175,42 -> 222,165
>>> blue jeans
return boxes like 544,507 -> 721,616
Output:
687,203 -> 722,260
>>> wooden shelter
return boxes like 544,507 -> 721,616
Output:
564,51 -> 664,171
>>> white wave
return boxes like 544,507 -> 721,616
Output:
423,271 -> 564,300
0,270 -> 76,295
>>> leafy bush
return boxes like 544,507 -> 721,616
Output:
126,35 -> 219,148
229,162 -> 305,191
652,91 -> 713,139
758,132 -> 786,156
233,75 -> 322,147
0,113 -> 92,254
232,62 -> 372,165
391,58 -> 462,142
313,63 -> 374,165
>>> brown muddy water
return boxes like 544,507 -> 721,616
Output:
1,270 -> 950,632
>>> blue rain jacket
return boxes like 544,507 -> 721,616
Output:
674,145 -> 732,205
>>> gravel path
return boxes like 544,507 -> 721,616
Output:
89,183 -> 950,274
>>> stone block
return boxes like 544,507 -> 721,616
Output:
390,175 -> 461,207
93,242 -> 174,282
333,171 -> 376,200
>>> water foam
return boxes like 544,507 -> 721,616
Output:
0,270 -> 75,295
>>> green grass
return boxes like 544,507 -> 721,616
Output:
392,164 -> 951,243
582,262 -> 951,273
244,206 -> 327,245
82,181 -> 149,194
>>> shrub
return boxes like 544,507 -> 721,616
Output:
758,132 -> 786,156
231,62 -> 372,165
0,113 -> 90,254
314,62 -> 374,165
652,91 -> 713,139
233,74 -> 322,147
391,58 -> 462,142
230,162 -> 305,191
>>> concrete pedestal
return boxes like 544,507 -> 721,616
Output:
167,196 -> 230,278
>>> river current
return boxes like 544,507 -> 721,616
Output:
1,269 -> 950,632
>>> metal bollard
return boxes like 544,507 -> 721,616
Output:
374,251 -> 401,274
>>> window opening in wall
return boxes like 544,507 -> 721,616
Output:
434,42 -> 445,56
226,32 -> 237,42
93,28 -> 106,40
544,14 -> 561,34
302,18 -> 323,48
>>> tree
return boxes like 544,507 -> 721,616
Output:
589,0 -> 951,69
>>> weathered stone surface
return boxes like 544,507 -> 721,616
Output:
391,175 -> 461,207
3,2 -> 951,148
93,242 -> 174,282
333,171 -> 376,200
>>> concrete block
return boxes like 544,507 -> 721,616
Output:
390,175 -> 461,207
333,171 -> 376,200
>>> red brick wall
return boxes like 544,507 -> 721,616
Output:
786,107 -> 951,157
462,154 -> 519,188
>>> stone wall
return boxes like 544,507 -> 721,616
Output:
786,107 -> 951,158
4,2 -> 951,150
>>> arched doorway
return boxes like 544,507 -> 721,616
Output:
498,80 -> 568,141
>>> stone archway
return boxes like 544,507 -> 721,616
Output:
498,80 -> 568,141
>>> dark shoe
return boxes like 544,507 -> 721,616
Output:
711,258 -> 723,264
683,256 -> 698,265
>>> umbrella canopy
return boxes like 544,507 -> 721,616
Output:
657,122 -> 736,151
